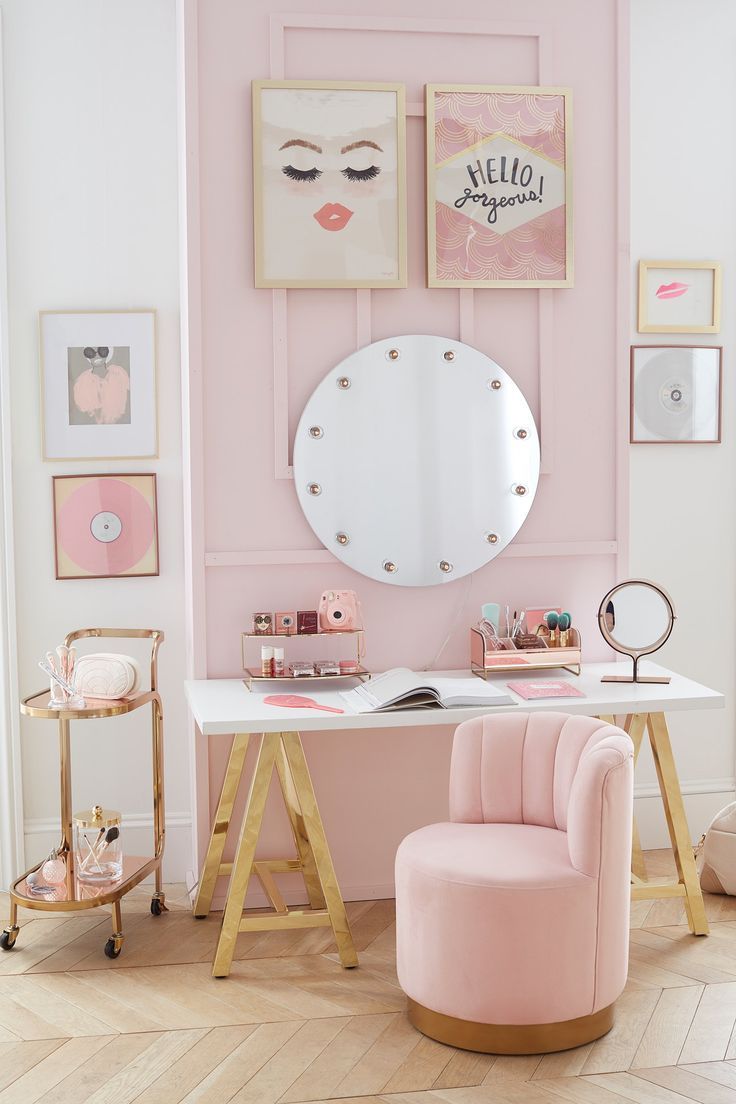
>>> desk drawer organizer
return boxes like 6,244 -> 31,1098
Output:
470,627 -> 582,678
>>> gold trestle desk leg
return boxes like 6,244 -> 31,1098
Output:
281,731 -> 358,969
646,712 -> 709,936
275,738 -> 326,910
624,713 -> 648,882
213,733 -> 280,977
194,732 -> 250,919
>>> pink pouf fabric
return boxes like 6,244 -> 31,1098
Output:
396,712 -> 634,1031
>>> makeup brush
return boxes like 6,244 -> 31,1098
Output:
558,612 -> 572,647
545,611 -> 560,646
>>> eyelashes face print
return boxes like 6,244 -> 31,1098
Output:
281,164 -> 382,183
282,165 -> 322,182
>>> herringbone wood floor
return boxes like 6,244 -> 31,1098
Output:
2,852 -> 736,1102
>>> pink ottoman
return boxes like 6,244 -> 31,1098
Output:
395,712 -> 634,1054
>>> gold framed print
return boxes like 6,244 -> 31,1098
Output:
40,309 -> 157,460
630,345 -> 722,444
638,261 -> 722,333
426,84 -> 573,288
53,473 -> 159,580
252,80 -> 407,289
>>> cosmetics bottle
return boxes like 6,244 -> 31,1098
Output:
273,647 -> 284,676
261,645 -> 274,677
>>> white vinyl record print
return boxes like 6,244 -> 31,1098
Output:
293,335 -> 540,587
90,511 -> 123,543
632,346 -> 721,443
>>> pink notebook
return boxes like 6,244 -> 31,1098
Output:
508,679 -> 585,700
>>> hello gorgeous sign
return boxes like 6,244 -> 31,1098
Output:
427,86 -> 572,288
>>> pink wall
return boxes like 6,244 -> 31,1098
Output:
183,0 -> 629,904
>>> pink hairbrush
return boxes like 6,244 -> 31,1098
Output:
263,693 -> 344,714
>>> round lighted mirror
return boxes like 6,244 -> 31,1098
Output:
293,335 -> 540,587
597,579 -> 675,684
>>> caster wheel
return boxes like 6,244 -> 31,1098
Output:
150,895 -> 168,916
104,937 -> 122,959
0,928 -> 18,951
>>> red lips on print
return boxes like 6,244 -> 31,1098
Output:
655,282 -> 690,300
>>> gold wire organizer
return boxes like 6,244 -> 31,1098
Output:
241,628 -> 369,689
1,628 -> 167,960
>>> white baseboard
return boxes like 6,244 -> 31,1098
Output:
22,778 -> 734,895
635,778 -> 734,849
22,811 -> 193,883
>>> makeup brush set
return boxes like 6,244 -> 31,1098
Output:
470,603 -> 582,678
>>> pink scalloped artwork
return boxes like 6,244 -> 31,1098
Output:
432,91 -> 568,283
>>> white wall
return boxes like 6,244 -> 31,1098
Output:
631,0 -> 736,846
1,0 -> 191,879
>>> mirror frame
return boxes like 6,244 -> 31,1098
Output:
597,578 -> 676,684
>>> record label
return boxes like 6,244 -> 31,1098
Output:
90,511 -> 123,543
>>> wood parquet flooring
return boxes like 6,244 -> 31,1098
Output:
2,852 -> 736,1102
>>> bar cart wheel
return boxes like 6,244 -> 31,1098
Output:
150,893 -> 168,916
0,926 -> 19,950
104,934 -> 124,958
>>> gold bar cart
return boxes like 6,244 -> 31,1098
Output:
1,628 -> 166,959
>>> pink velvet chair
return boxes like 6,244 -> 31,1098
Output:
395,712 -> 634,1054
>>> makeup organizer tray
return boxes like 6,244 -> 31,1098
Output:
241,628 -> 370,690
470,626 -> 582,679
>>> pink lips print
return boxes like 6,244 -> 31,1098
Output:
656,282 -> 690,300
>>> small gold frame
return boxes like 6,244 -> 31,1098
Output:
638,260 -> 721,334
252,80 -> 407,289
425,83 -> 573,288
39,309 -> 158,461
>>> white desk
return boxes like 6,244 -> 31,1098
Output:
185,661 -> 724,976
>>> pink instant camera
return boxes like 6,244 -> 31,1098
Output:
318,590 -> 360,631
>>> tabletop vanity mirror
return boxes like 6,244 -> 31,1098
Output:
293,335 -> 540,587
597,579 -> 676,684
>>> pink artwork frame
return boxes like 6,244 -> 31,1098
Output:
426,84 -> 573,288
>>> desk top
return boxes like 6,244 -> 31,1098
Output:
185,662 -> 724,736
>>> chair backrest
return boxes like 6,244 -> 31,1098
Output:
450,711 -> 621,831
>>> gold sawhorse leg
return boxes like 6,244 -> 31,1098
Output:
196,730 -> 357,978
193,731 -> 250,918
600,711 -> 708,936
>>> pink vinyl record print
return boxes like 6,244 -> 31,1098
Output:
53,474 -> 159,579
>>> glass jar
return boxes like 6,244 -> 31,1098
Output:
74,805 -> 123,883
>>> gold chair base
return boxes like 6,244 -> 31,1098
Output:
407,997 -> 615,1055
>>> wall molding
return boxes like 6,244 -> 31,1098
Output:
269,15 -> 557,480
0,15 -> 24,887
634,777 -> 735,801
205,539 -> 618,568
24,811 -> 193,836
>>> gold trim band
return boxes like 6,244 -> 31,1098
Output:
407,998 -> 615,1054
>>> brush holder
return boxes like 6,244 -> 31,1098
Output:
470,626 -> 582,678
74,805 -> 123,884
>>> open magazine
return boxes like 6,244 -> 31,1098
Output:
340,667 -> 515,712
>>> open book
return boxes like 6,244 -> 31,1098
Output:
340,668 -> 515,712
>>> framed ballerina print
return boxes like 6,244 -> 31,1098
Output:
638,261 -> 721,333
426,84 -> 573,288
252,80 -> 407,288
40,310 -> 157,459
